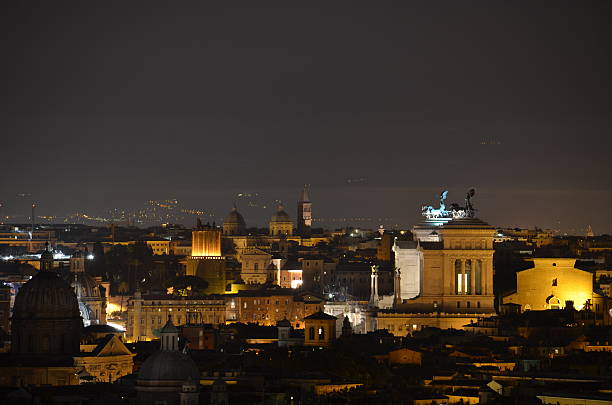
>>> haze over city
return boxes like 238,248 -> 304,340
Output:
1,2 -> 611,233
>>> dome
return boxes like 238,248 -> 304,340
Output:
137,351 -> 200,382
224,206 -> 246,226
271,205 -> 292,223
13,270 -> 81,320
70,272 -> 101,298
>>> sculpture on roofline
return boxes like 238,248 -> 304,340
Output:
421,190 -> 450,219
422,189 -> 476,219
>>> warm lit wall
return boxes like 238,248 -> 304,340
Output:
503,258 -> 593,310
191,229 -> 221,257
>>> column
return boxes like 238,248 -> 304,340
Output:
461,259 -> 465,295
470,259 -> 476,295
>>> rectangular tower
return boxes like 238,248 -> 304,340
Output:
297,185 -> 312,237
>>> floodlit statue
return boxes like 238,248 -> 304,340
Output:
450,188 -> 476,218
421,190 -> 451,219
422,189 -> 477,220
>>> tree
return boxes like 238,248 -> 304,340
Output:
171,275 -> 209,296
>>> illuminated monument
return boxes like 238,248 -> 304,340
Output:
186,220 -> 226,294
379,189 -> 496,332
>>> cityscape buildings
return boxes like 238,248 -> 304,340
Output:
1,2 -> 610,403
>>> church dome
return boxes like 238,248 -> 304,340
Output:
70,272 -> 102,299
224,207 -> 246,226
138,351 -> 200,382
13,271 -> 81,320
271,205 -> 292,223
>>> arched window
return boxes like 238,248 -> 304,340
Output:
318,327 -> 325,340
464,259 -> 472,295
309,327 -> 315,340
454,260 -> 462,294
475,260 -> 483,295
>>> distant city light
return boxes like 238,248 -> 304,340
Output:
53,252 -> 70,260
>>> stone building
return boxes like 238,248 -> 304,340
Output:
68,250 -> 107,326
225,289 -> 322,329
74,333 -> 135,383
269,204 -> 293,236
126,292 -> 226,342
0,245 -> 83,386
239,248 -> 272,284
376,191 -> 497,334
304,311 -> 337,347
186,224 -> 226,294
503,258 -> 603,312
223,206 -> 246,236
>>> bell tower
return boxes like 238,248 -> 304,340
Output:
297,184 -> 312,237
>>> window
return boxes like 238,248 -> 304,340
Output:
464,259 -> 472,295
467,301 -> 471,308
254,263 -> 258,271
309,327 -> 315,340
455,260 -> 462,294
477,301 -> 481,308
457,301 -> 461,308
552,278 -> 557,286
318,327 -> 325,340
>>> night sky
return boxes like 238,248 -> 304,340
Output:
1,2 -> 611,233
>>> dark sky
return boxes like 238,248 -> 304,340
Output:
1,2 -> 611,233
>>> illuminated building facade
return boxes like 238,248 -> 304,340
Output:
126,292 -> 226,342
239,248 -> 272,284
392,240 -> 422,300
377,191 -> 497,334
225,289 -> 322,329
304,311 -> 337,347
186,225 -> 226,294
74,334 -> 135,383
69,251 -> 107,326
503,258 -> 599,311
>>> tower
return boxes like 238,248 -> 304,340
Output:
297,185 -> 312,237
393,267 -> 402,308
186,220 -> 226,294
369,265 -> 380,307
